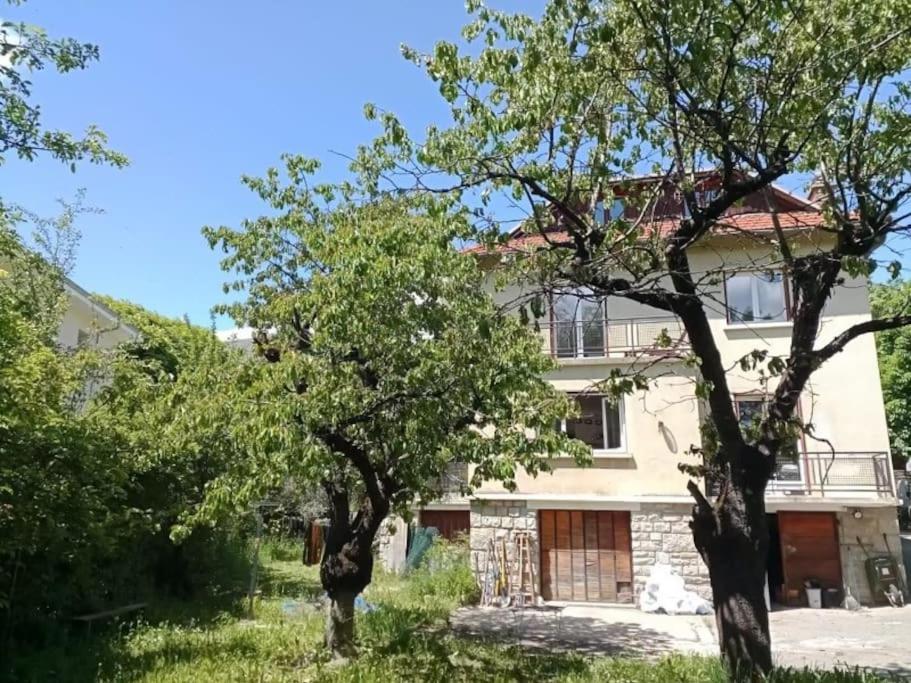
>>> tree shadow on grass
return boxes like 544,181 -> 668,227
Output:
257,560 -> 323,601
353,604 -> 593,681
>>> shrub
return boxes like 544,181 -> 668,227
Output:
403,538 -> 479,608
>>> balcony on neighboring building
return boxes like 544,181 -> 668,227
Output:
708,451 -> 894,499
540,315 -> 689,360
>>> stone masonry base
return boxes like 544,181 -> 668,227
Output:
631,503 -> 712,599
467,500 -> 711,602
459,500 -> 904,607
836,507 -> 904,605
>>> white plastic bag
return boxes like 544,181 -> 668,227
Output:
639,563 -> 712,615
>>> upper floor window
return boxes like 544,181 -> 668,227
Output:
725,271 -> 789,324
594,198 -> 625,225
552,290 -> 606,358
680,188 -> 718,217
559,394 -> 626,452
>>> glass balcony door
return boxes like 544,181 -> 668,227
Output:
552,290 -> 606,358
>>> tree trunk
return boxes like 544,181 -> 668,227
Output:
693,460 -> 772,680
325,590 -> 357,660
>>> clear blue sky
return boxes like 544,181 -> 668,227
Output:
5,1 -> 533,328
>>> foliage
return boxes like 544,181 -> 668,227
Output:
200,164 -> 587,518
352,0 -> 911,673
0,229 -> 252,646
11,188 -> 101,275
4,548 -> 897,682
402,538 -> 479,607
0,2 -> 127,171
871,280 -> 911,466
0,225 -> 129,631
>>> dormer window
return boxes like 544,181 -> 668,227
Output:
681,188 -> 718,217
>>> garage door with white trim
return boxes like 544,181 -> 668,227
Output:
539,510 -> 633,603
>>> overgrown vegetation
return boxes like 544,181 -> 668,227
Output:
201,185 -> 588,656
0,227 -> 254,656
871,280 -> 911,468
4,540 -> 897,682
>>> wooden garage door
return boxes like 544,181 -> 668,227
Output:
778,511 -> 842,605
539,510 -> 633,603
420,510 -> 470,541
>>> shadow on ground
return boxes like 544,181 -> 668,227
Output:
450,607 -> 688,657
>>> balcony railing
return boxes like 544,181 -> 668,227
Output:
710,452 -> 893,497
541,316 -> 689,359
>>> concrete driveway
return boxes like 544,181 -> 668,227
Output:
451,603 -> 911,676
450,604 -> 717,658
771,605 -> 911,676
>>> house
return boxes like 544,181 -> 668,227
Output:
58,276 -> 138,350
416,175 -> 900,607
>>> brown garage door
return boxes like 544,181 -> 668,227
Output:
539,510 -> 633,603
420,510 -> 470,541
778,511 -> 842,605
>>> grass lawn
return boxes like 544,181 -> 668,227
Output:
4,541 -> 898,682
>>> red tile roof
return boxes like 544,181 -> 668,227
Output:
463,210 -> 826,255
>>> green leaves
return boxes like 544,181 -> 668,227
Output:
871,280 -> 911,463
200,163 -> 585,523
0,12 -> 127,175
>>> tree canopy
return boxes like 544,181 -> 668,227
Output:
871,280 -> 911,467
0,3 -> 127,171
350,0 -> 911,675
200,157 -> 588,655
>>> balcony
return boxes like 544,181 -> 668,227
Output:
709,452 -> 894,498
541,316 -> 689,360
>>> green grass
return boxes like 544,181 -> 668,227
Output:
3,542 -> 899,682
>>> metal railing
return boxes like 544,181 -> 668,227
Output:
540,316 -> 689,359
709,452 -> 893,497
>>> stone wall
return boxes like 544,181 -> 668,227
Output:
836,507 -> 904,605
469,500 -> 538,585
631,503 -> 711,600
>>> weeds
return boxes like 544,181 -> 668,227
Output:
3,538 -> 900,682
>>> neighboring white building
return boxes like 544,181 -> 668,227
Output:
215,326 -> 256,352
58,277 -> 139,350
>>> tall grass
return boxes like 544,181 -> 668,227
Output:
3,537 -> 900,682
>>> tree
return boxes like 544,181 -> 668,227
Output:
871,281 -> 911,468
355,0 -> 911,676
201,156 -> 587,658
0,3 -> 127,173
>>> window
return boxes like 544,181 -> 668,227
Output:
559,394 -> 626,452
725,271 -> 789,323
594,198 -> 625,225
695,188 -> 717,208
734,396 -> 802,485
552,289 -> 606,358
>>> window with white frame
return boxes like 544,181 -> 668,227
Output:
552,289 -> 606,358
724,271 -> 789,323
559,394 -> 626,452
